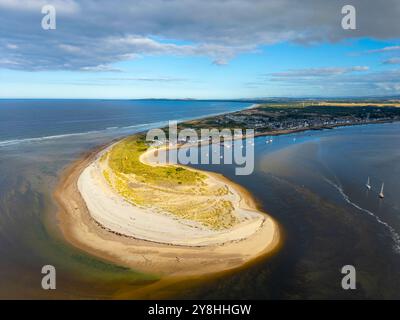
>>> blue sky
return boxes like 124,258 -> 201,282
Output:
1,0 -> 400,99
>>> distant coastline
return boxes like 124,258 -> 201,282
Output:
253,117 -> 400,139
180,102 -> 400,141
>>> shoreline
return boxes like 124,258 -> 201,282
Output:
253,118 -> 400,138
55,135 -> 281,277
54,113 -> 399,279
177,103 -> 400,147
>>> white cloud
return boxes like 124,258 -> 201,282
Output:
351,66 -> 369,71
0,58 -> 20,65
0,0 -> 399,71
6,43 -> 18,49
105,35 -> 253,64
0,0 -> 79,14
271,66 -> 369,78
263,67 -> 400,96
367,46 -> 400,54
80,64 -> 122,72
212,58 -> 229,66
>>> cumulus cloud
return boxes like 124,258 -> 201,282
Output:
0,0 -> 399,71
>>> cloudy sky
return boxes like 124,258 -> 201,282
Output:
0,0 -> 400,98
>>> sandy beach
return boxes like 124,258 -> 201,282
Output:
55,137 -> 280,277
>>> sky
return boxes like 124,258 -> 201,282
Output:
0,0 -> 400,99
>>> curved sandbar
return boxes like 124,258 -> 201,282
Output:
56,135 -> 280,276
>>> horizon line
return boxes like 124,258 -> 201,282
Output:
0,96 -> 399,101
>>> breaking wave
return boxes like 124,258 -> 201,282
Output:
0,121 -> 168,148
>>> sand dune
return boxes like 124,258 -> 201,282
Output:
56,139 -> 280,276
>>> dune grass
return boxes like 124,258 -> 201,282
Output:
99,136 -> 238,230
107,136 -> 205,186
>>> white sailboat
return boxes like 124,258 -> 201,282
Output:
366,177 -> 371,190
379,182 -> 384,199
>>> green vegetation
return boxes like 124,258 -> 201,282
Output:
102,169 -> 111,185
101,135 -> 237,230
108,136 -> 205,186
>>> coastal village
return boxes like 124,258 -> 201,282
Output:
145,103 -> 400,150
180,103 -> 400,135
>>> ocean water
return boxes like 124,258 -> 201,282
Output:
1,100 -> 400,299
0,99 -> 248,146
0,99 -> 249,299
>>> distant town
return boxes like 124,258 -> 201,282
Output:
179,100 -> 400,137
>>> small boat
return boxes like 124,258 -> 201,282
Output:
379,182 -> 384,199
366,177 -> 371,190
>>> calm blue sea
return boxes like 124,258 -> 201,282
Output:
0,99 -> 249,146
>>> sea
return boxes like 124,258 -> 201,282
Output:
0,99 -> 399,299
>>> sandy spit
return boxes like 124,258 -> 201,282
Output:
55,139 -> 281,277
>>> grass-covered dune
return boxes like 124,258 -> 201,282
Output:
105,136 -> 204,186
100,136 -> 238,230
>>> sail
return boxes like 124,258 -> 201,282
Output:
379,182 -> 384,198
